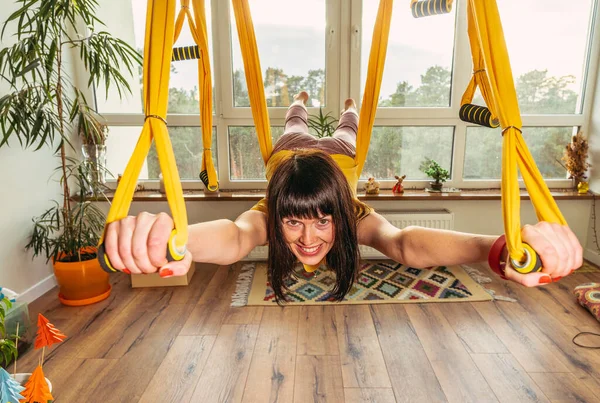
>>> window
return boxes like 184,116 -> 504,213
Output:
95,0 -> 599,190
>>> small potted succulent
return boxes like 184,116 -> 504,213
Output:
420,158 -> 450,191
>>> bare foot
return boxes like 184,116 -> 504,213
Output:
342,98 -> 357,114
294,91 -> 309,105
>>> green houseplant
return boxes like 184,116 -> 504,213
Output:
308,108 -> 338,138
420,158 -> 450,191
0,297 -> 18,369
0,0 -> 141,305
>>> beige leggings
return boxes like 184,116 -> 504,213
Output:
284,104 -> 359,147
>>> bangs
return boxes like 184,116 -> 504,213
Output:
276,174 -> 335,219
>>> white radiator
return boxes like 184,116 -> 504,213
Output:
243,209 -> 454,261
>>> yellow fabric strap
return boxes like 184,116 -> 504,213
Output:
355,0 -> 393,176
231,0 -> 273,164
174,0 -> 218,191
103,0 -> 188,250
468,0 -> 566,262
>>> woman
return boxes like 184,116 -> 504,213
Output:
103,92 -> 583,302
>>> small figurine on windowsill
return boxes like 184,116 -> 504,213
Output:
364,177 -> 380,195
392,174 -> 406,194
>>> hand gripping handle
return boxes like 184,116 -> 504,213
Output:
510,243 -> 543,274
97,230 -> 186,274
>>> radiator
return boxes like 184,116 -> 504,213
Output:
243,209 -> 454,261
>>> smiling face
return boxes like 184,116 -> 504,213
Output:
281,214 -> 335,266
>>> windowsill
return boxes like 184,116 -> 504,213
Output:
95,188 -> 594,202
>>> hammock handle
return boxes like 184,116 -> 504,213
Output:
411,0 -> 453,18
510,243 -> 543,274
459,103 -> 500,128
97,230 -> 186,273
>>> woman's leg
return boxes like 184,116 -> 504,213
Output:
284,91 -> 309,135
333,99 -> 359,147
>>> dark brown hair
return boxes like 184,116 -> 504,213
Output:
266,149 -> 359,303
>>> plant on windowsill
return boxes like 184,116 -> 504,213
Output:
419,158 -> 450,191
0,0 -> 141,305
561,131 -> 591,194
308,108 -> 338,138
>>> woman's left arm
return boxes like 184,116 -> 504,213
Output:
358,211 -> 583,286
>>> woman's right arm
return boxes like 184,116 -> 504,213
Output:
103,209 -> 267,277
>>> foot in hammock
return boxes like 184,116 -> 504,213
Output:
342,98 -> 357,115
293,91 -> 309,106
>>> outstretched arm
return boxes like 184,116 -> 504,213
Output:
103,209 -> 267,277
358,211 -> 583,287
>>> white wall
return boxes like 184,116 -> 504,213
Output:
0,4 -> 75,301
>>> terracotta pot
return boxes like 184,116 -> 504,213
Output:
53,248 -> 111,305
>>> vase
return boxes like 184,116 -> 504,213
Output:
82,144 -> 107,195
430,181 -> 443,191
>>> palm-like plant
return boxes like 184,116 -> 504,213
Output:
308,108 -> 338,138
0,0 -> 141,262
0,297 -> 18,368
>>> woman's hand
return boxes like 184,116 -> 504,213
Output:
504,222 -> 583,287
103,212 -> 192,277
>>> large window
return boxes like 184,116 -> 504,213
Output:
95,0 -> 599,190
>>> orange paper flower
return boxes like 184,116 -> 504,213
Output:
19,365 -> 53,403
34,313 -> 66,349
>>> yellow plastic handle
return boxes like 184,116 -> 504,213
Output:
509,243 -> 543,274
97,230 -> 186,274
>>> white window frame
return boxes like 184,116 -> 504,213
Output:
97,0 -> 600,191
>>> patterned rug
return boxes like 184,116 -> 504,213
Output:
231,260 -> 492,306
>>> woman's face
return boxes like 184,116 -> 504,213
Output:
281,214 -> 335,266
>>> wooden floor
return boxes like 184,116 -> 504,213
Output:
19,262 -> 600,403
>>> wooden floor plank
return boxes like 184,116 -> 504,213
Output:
344,388 -> 398,403
189,324 -> 259,403
297,306 -> 339,356
88,335 -> 176,402
223,306 -> 264,325
473,301 -> 570,373
76,302 -> 194,359
242,307 -> 299,403
529,372 -> 600,403
138,335 -> 216,403
343,388 -> 396,403
335,305 -> 392,388
180,265 -> 241,336
51,359 -> 119,403
405,304 -> 498,403
471,353 -> 550,403
438,302 -> 508,354
370,304 -> 446,402
294,355 -> 344,403
167,262 -> 219,304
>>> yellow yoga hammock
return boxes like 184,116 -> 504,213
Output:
421,0 -> 566,272
98,0 -> 212,271
99,0 -> 566,276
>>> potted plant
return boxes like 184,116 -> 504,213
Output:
308,107 -> 338,138
420,158 -> 450,191
0,0 -> 141,305
0,297 -> 18,371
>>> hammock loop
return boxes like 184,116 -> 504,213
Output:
501,126 -> 522,136
145,114 -> 168,126
473,69 -> 486,75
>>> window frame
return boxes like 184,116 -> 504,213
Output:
96,0 -> 600,191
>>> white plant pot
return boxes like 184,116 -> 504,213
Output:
12,372 -> 52,392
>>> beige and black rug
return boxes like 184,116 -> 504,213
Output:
231,260 -> 493,306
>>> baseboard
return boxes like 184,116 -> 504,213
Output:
18,275 -> 57,304
584,248 -> 600,267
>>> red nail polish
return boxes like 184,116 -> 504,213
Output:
539,276 -> 552,284
123,269 -> 131,275
159,269 -> 174,278
552,276 -> 562,282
